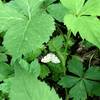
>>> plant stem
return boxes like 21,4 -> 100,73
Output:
64,30 -> 72,54
64,30 -> 72,100
56,27 -> 72,100
56,51 -> 66,74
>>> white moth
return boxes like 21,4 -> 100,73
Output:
41,53 -> 60,64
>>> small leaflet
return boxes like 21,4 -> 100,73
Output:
41,53 -> 60,64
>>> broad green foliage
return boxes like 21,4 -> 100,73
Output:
59,56 -> 100,100
10,61 -> 62,100
0,0 -> 55,59
61,0 -> 100,48
0,0 -> 100,100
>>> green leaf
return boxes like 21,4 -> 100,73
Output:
60,0 -> 85,14
0,53 -> 7,62
0,0 -> 24,32
19,59 -> 29,71
61,0 -> 100,48
40,64 -> 50,79
0,46 -> 6,53
10,62 -> 62,100
1,0 -> 55,59
58,75 -> 80,88
77,16 -> 100,48
67,56 -> 84,77
48,35 -> 64,52
83,79 -> 100,96
0,78 -> 13,93
93,84 -> 100,96
29,60 -> 40,77
24,48 -> 42,62
81,0 -> 100,16
47,3 -> 66,22
19,59 -> 40,78
47,63 -> 64,81
0,62 -> 13,81
14,0 -> 44,16
69,80 -> 87,100
84,66 -> 100,81
64,14 -> 78,34
64,12 -> 100,48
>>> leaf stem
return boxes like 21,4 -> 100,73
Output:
64,29 -> 71,54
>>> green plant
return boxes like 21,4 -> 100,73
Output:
0,0 -> 100,100
59,56 -> 100,100
60,0 -> 100,48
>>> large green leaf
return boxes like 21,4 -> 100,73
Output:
0,0 -> 55,59
61,0 -> 100,48
10,62 -> 62,100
